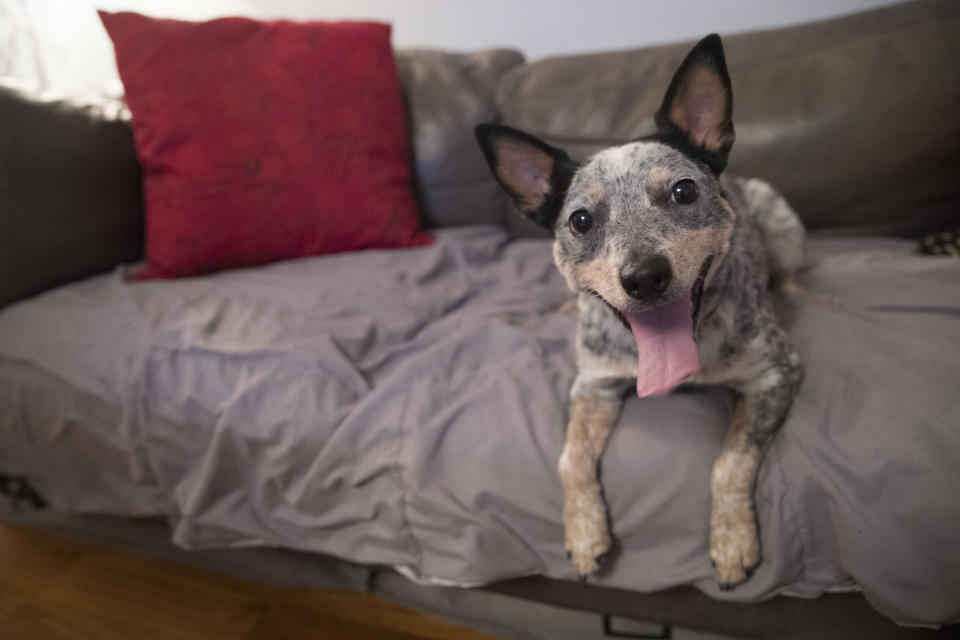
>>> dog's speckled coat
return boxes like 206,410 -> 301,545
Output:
477,34 -> 814,589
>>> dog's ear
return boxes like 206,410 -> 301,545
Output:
474,123 -> 575,230
654,34 -> 734,173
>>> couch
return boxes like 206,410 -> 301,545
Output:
2,1 -> 959,638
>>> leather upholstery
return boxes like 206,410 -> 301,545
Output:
0,86 -> 143,307
2,0 -> 957,303
497,0 -> 960,238
397,49 -> 525,228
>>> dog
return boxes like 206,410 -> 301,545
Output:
476,34 -> 817,589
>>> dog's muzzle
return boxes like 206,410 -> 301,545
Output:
593,254 -> 715,332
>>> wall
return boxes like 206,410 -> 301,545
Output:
1,0 -> 906,97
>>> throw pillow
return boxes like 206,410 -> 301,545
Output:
100,11 -> 432,279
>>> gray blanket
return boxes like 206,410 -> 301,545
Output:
1,226 -> 958,625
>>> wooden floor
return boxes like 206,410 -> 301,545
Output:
0,523 -> 503,640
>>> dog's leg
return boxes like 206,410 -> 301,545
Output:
710,347 -> 801,589
779,276 -> 844,309
710,393 -> 764,589
559,379 -> 626,577
743,177 -> 805,280
743,178 -> 843,310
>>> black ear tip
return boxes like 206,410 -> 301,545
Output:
698,33 -> 723,49
692,33 -> 726,61
683,33 -> 730,83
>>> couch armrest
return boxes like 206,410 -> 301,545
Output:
0,84 -> 143,308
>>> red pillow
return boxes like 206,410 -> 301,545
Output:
99,11 -> 432,279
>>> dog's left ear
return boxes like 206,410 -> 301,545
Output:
654,34 -> 734,174
474,123 -> 575,230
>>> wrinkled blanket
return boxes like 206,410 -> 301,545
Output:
1,225 -> 958,625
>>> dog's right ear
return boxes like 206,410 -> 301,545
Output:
653,34 -> 734,174
474,124 -> 575,230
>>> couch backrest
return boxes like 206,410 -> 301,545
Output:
0,49 -> 524,308
397,48 -> 525,229
4,1 -> 957,307
497,0 -> 960,238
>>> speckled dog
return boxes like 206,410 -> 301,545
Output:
476,35 -> 816,589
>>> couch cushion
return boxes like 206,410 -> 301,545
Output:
1,227 -> 958,625
0,84 -> 143,308
100,11 -> 432,279
397,49 -> 525,228
498,0 -> 960,238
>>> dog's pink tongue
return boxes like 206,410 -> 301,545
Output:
623,298 -> 700,397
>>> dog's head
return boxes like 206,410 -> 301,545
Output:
476,35 -> 736,325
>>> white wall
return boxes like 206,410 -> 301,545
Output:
1,0 -> 906,97
234,0 -> 907,59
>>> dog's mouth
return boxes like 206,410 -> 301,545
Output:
589,255 -> 713,330
588,255 -> 714,398
690,255 -> 713,327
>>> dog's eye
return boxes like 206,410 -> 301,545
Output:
672,179 -> 698,205
569,209 -> 594,234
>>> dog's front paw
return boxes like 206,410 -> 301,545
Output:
710,500 -> 760,590
564,492 -> 611,578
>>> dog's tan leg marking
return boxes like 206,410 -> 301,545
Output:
779,276 -> 844,309
558,390 -> 622,577
710,393 -> 764,589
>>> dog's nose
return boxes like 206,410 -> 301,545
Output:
620,254 -> 672,300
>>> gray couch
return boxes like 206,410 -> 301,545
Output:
2,2 -> 959,638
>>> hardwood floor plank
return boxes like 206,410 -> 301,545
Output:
0,523 -> 86,617
0,523 -> 503,640
35,553 -> 266,639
